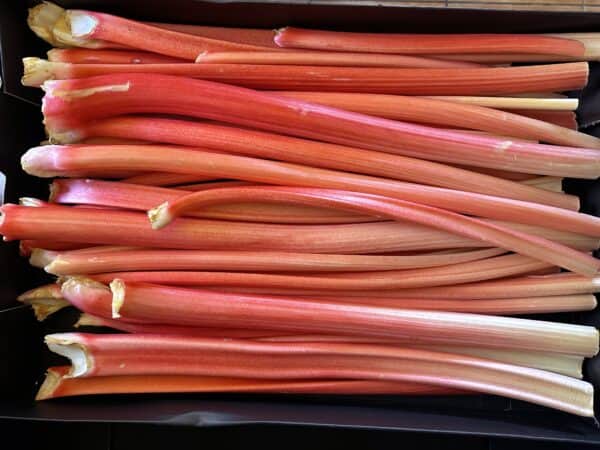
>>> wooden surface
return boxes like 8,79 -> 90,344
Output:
308,0 -> 600,12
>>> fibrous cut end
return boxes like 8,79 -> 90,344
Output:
22,57 -> 60,88
17,284 -> 69,321
44,333 -> 91,377
27,2 -> 65,46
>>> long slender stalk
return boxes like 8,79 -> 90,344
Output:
273,27 -> 586,57
423,96 -> 578,111
72,316 -> 586,377
64,10 -> 269,60
47,48 -> 185,64
27,58 -> 589,95
4,204 -> 531,253
269,91 -> 596,148
50,179 -> 598,244
43,247 -> 506,275
42,126 -> 578,210
37,366 -> 456,400
43,332 -> 595,415
26,145 -> 600,238
59,278 -> 600,356
148,186 -> 599,275
88,254 -> 554,290
40,74 -> 598,178
49,179 -> 376,225
508,110 -> 577,130
196,50 -> 481,68
237,273 -> 600,300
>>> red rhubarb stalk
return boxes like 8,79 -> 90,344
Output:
65,10 -> 269,60
270,91 -> 597,148
88,254 -> 554,290
43,332 -> 595,415
25,145 -> 600,236
43,247 -> 506,275
47,48 -> 185,64
58,278 -> 600,356
43,122 -> 578,209
196,50 -> 481,68
148,186 -> 599,275
423,96 -> 578,111
148,23 -> 278,48
3,204 -> 526,253
274,27 -> 586,57
26,58 -> 589,95
37,366 -> 456,400
40,74 -> 599,178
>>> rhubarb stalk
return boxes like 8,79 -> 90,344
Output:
40,74 -> 599,178
43,333 -> 595,415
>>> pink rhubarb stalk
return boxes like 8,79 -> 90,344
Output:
25,145 -> 600,236
64,9 -> 269,60
47,48 -> 185,64
273,27 -> 586,57
26,58 -> 589,95
40,74 -> 599,178
36,366 -> 456,400
43,332 -> 595,415
148,186 -> 599,275
43,247 -> 506,275
270,91 -> 597,148
195,50 -> 481,68
58,278 -> 600,357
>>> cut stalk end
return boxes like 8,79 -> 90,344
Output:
27,2 -> 65,46
21,146 -> 62,178
29,248 -> 58,268
35,367 -> 64,400
17,284 -> 69,321
21,57 -> 59,88
74,313 -> 106,328
147,202 -> 172,230
109,278 -> 126,318
68,10 -> 98,38
45,333 -> 90,377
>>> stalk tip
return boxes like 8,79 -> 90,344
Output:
21,146 -> 61,177
21,57 -> 57,88
45,333 -> 90,377
27,2 -> 64,46
147,202 -> 173,230
35,367 -> 62,401
29,248 -> 58,269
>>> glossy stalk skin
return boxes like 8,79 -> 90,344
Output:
59,278 -> 600,356
123,173 -> 216,187
44,247 -> 506,275
88,253 -> 554,290
71,318 -> 586,377
28,58 -> 589,95
150,186 -> 600,275
50,179 -> 373,225
231,273 -> 600,300
423,96 -> 578,111
2,204 -> 530,254
37,366 -> 457,400
41,128 -> 577,210
48,179 -> 598,247
196,50 -> 481,68
40,74 -> 600,179
44,332 -> 595,416
26,145 -> 600,238
47,48 -> 185,64
66,10 -> 269,60
147,23 -> 278,48
274,27 -> 586,57
270,91 -> 597,148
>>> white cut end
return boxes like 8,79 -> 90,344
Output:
68,11 -> 98,38
110,279 -> 126,319
21,57 -> 59,88
29,248 -> 58,269
147,202 -> 173,230
19,197 -> 45,207
45,334 -> 90,377
21,145 -> 61,178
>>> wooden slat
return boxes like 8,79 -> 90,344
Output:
349,0 -> 596,12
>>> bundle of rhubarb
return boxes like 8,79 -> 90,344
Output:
6,1 -> 600,416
